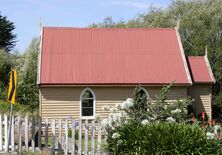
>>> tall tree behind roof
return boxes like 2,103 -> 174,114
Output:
16,38 -> 39,114
91,0 -> 222,119
0,13 -> 16,52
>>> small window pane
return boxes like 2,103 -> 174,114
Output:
82,99 -> 94,107
82,107 -> 93,116
82,90 -> 93,99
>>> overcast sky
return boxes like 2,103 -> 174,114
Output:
1,0 -> 171,52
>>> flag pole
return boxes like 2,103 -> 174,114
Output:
6,69 -> 17,152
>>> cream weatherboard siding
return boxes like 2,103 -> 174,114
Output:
188,84 -> 212,119
39,86 -> 188,120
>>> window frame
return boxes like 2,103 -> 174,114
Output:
80,87 -> 96,119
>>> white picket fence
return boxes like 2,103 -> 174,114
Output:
0,114 -> 108,154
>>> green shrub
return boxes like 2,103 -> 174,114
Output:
195,112 -> 209,122
0,100 -> 38,116
68,128 -> 78,139
107,122 -> 222,154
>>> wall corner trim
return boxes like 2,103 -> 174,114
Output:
37,27 -> 43,85
175,27 -> 193,85
204,54 -> 216,83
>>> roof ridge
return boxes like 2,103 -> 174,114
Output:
42,26 -> 175,30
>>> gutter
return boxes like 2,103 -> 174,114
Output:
204,47 -> 216,83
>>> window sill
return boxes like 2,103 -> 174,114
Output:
80,116 -> 95,120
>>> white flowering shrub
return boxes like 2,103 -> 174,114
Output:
97,84 -> 192,129
97,99 -> 130,133
204,124 -> 221,140
206,132 -> 215,139
96,84 -> 222,154
141,119 -> 149,125
112,132 -> 121,139
166,117 -> 175,122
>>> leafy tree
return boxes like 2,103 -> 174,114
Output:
0,49 -> 11,100
90,17 -> 115,28
0,13 -> 16,102
0,49 -> 19,101
17,38 -> 39,114
0,13 -> 16,52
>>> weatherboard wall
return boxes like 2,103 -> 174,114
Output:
39,86 -> 188,120
188,84 -> 212,119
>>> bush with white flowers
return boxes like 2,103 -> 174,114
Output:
112,132 -> 121,139
97,84 -> 192,130
141,119 -> 149,125
96,84 -> 222,154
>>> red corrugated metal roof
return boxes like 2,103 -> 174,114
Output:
188,56 -> 215,83
39,27 -> 191,85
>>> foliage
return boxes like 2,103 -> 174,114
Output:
0,49 -> 11,100
0,100 -> 37,116
97,84 -> 192,135
0,49 -> 20,101
0,37 -> 39,114
0,13 -> 16,52
91,0 -> 222,120
68,128 -> 78,139
131,84 -> 192,123
98,84 -> 222,153
16,38 -> 39,114
107,122 -> 222,154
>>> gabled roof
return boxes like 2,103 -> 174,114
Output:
39,27 -> 192,85
187,56 -> 215,84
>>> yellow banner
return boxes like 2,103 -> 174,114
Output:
7,69 -> 17,104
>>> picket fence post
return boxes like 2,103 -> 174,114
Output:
38,116 -> 42,150
18,116 -> 22,153
45,117 -> 48,149
4,114 -> 8,152
78,119 -> 82,155
71,119 -> 76,155
91,120 -> 95,155
58,118 -> 62,154
25,115 -> 29,151
84,119 -> 88,155
51,119 -> 55,154
97,124 -> 102,155
31,116 -> 35,152
0,115 -> 2,151
11,115 -> 14,151
65,118 -> 68,155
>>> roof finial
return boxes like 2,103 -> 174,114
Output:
176,18 -> 180,29
39,17 -> 43,29
205,45 -> 208,56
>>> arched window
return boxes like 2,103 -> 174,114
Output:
138,87 -> 149,103
80,88 -> 96,117
137,87 -> 149,106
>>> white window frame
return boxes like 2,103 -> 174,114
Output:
80,87 -> 96,119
